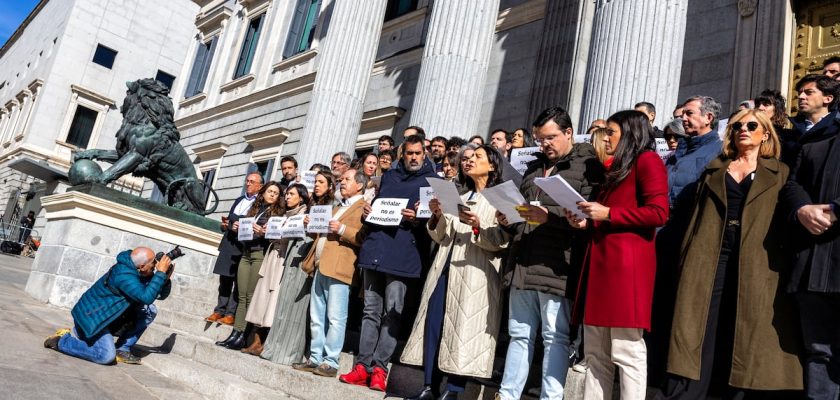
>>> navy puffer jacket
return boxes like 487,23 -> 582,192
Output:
665,131 -> 722,208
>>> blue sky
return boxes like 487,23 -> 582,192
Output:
0,0 -> 41,48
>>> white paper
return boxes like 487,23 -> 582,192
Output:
480,181 -> 526,224
426,178 -> 463,217
510,147 -> 540,175
417,187 -> 434,219
534,175 -> 587,219
302,170 -> 318,192
307,205 -> 332,234
237,217 -> 255,241
655,138 -> 672,163
366,198 -> 409,226
573,134 -> 592,144
265,216 -> 287,239
281,215 -> 307,238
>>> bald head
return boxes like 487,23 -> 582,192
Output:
131,247 -> 156,276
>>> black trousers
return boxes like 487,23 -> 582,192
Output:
214,274 -> 238,316
797,292 -> 840,400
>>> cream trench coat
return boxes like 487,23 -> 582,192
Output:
400,191 -> 508,378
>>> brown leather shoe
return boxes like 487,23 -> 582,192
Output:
241,328 -> 264,356
205,312 -> 223,322
218,315 -> 234,325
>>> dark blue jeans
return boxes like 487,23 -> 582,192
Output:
798,292 -> 840,400
59,304 -> 157,364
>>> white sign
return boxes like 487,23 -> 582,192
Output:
265,216 -> 288,239
307,205 -> 332,234
655,138 -> 672,163
426,178 -> 464,217
237,217 -> 255,241
573,134 -> 592,145
480,180 -> 526,224
533,175 -> 587,219
417,187 -> 434,219
281,215 -> 307,238
510,147 -> 540,175
302,170 -> 318,192
366,198 -> 409,226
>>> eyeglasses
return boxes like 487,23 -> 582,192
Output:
730,121 -> 759,132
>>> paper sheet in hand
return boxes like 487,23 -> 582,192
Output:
480,180 -> 526,224
265,216 -> 287,239
307,205 -> 332,233
510,147 -> 540,175
534,175 -> 587,219
426,178 -> 463,216
417,187 -> 434,219
302,171 -> 318,191
366,198 -> 409,226
238,217 -> 255,241
281,215 -> 307,238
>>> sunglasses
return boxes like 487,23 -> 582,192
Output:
730,121 -> 759,132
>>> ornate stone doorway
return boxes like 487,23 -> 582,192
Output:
789,0 -> 840,114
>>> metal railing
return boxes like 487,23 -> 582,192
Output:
0,219 -> 40,256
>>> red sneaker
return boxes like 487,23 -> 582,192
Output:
339,363 -> 369,386
369,366 -> 388,392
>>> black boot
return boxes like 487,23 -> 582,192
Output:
437,390 -> 458,400
407,385 -> 437,400
225,325 -> 249,350
215,330 -> 241,347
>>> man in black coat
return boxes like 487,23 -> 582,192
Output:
204,172 -> 263,325
782,74 -> 840,398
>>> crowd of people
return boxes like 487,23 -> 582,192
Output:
44,55 -> 840,400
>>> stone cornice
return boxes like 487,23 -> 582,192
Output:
243,127 -> 289,150
497,0 -> 545,32
271,48 -> 318,73
371,47 -> 423,76
5,99 -> 19,109
192,141 -> 229,160
27,78 -> 44,92
219,73 -> 255,94
196,4 -> 232,34
70,84 -> 116,107
382,7 -> 428,33
361,106 -> 406,129
41,191 -> 222,254
179,92 -> 207,108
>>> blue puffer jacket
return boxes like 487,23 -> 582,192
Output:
71,250 -> 171,338
665,131 -> 722,208
357,158 -> 440,278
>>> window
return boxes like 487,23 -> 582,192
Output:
385,0 -> 417,21
283,0 -> 321,58
201,169 -> 216,204
92,44 -> 117,69
234,14 -> 265,79
155,70 -> 176,90
242,159 -> 274,195
184,37 -> 217,97
65,105 -> 98,148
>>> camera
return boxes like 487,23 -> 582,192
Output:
155,245 -> 185,262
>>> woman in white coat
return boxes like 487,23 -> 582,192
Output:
401,144 -> 509,400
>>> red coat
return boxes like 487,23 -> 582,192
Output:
576,151 -> 669,330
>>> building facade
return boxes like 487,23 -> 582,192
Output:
0,0 -> 198,229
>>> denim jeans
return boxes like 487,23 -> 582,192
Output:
499,288 -> 571,400
309,271 -> 350,369
357,269 -> 408,370
58,304 -> 157,364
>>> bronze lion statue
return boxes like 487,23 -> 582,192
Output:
71,79 -> 216,215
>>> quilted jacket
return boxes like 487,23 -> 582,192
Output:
400,191 -> 508,378
72,250 -> 171,338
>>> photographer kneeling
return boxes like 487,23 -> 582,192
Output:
43,247 -> 174,365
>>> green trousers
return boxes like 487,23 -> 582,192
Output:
234,248 -> 264,331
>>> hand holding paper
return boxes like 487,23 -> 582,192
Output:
533,175 -> 587,219
480,181 -> 526,224
425,178 -> 463,216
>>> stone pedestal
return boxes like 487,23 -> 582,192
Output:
25,190 -> 222,309
295,0 -> 388,171
409,0 -> 500,138
579,0 -> 688,128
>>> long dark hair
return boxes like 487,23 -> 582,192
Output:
464,144 -> 504,192
248,181 -> 286,218
605,110 -> 656,188
286,183 -> 311,209
312,172 -> 335,206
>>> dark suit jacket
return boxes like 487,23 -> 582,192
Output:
213,196 -> 250,276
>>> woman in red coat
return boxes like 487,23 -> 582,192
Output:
566,110 -> 669,400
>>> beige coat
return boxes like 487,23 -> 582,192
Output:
400,192 -> 508,378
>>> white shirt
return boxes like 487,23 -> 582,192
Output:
233,194 -> 257,216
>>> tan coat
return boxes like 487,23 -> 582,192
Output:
400,192 -> 508,378
667,157 -> 803,390
301,199 -> 366,285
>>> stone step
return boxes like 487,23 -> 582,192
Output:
141,349 -> 292,400
139,323 -> 386,400
170,281 -> 218,302
156,308 -> 233,343
157,295 -> 217,318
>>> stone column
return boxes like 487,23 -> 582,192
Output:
296,0 -> 388,170
408,0 -> 500,138
527,0 -> 596,126
579,0 -> 688,129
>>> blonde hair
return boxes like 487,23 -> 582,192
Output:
589,127 -> 609,164
722,109 -> 780,160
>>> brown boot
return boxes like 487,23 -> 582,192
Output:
241,327 -> 266,356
